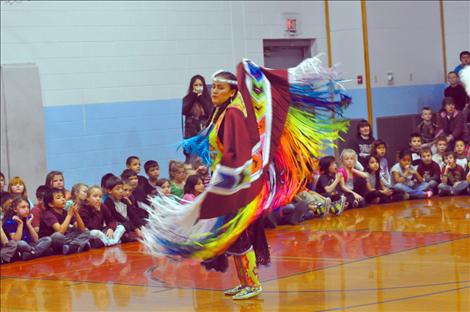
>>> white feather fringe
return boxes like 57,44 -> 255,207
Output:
460,66 -> 470,96
140,193 -> 219,257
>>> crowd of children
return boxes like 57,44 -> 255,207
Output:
1,113 -> 470,263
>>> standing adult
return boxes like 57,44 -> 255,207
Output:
182,75 -> 213,138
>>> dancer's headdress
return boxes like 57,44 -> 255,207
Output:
211,69 -> 238,85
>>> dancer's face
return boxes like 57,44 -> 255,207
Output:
211,81 -> 236,106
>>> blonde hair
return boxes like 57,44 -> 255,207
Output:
8,176 -> 27,197
169,160 -> 186,179
71,183 -> 88,201
86,185 -> 103,197
340,149 -> 357,162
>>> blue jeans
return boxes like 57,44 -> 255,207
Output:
392,182 -> 430,199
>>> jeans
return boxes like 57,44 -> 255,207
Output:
438,181 -> 469,196
50,229 -> 91,254
392,182 -> 429,199
89,225 -> 126,246
17,236 -> 52,259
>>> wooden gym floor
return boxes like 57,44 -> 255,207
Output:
1,196 -> 469,311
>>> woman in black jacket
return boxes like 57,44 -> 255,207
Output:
182,75 -> 213,161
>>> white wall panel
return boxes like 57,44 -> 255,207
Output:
443,1 -> 470,73
1,1 -> 325,107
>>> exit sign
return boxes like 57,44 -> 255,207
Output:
287,18 -> 297,33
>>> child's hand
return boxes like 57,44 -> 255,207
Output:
123,198 -> 132,206
26,215 -> 34,225
67,206 -> 75,216
354,193 -> 364,202
106,228 -> 114,238
335,172 -> 343,181
12,215 -> 23,224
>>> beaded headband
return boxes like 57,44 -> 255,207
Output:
211,70 -> 238,85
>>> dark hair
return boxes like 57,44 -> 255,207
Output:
214,71 -> 238,92
144,160 -> 159,174
104,176 -> 124,190
126,156 -> 139,166
444,151 -> 456,158
121,169 -> 137,183
421,106 -> 432,112
45,171 -> 64,188
447,71 -> 458,76
409,132 -> 422,143
364,155 -> 381,189
435,135 -> 448,144
0,171 -> 4,181
371,139 -> 387,157
459,51 -> 470,60
419,147 -> 432,156
183,175 -> 202,195
356,119 -> 373,138
101,173 -> 115,189
442,97 -> 455,107
35,185 -> 48,200
11,196 -> 30,210
187,75 -> 210,97
156,178 -> 170,187
397,149 -> 412,160
43,188 -> 65,209
319,156 -> 336,174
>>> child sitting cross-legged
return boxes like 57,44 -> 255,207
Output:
2,197 -> 52,260
39,188 -> 91,255
363,155 -> 404,204
79,186 -> 126,248
417,147 -> 441,193
438,151 -> 469,196
391,150 -> 433,199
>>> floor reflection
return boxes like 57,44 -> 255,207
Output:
1,196 -> 469,311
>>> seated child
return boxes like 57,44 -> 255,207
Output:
45,171 -> 71,199
0,172 -> 7,197
156,178 -> 172,197
417,147 -> 441,192
31,185 -> 48,234
192,157 -> 211,187
8,176 -> 33,207
182,175 -> 205,202
391,150 -> 433,199
2,197 -> 52,260
39,188 -> 91,255
364,155 -> 404,204
79,186 -> 125,247
121,169 -> 149,223
1,220 -> 18,264
126,156 -> 155,197
104,176 -> 144,242
338,149 -> 367,208
65,183 -> 88,211
409,133 -> 423,167
438,151 -> 469,196
144,160 -> 160,189
371,139 -> 392,188
454,139 -> 469,170
432,136 -> 448,170
169,161 -> 187,198
315,155 -> 354,213
416,107 -> 438,150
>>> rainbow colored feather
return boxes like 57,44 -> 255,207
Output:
141,55 -> 350,260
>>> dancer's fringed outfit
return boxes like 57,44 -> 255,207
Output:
142,56 -> 351,299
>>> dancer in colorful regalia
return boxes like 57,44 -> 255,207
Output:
142,56 -> 351,299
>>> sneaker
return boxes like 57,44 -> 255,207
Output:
425,191 -> 433,198
224,285 -> 245,296
63,244 -> 78,255
77,242 -> 91,253
232,286 -> 262,300
329,196 -> 346,216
